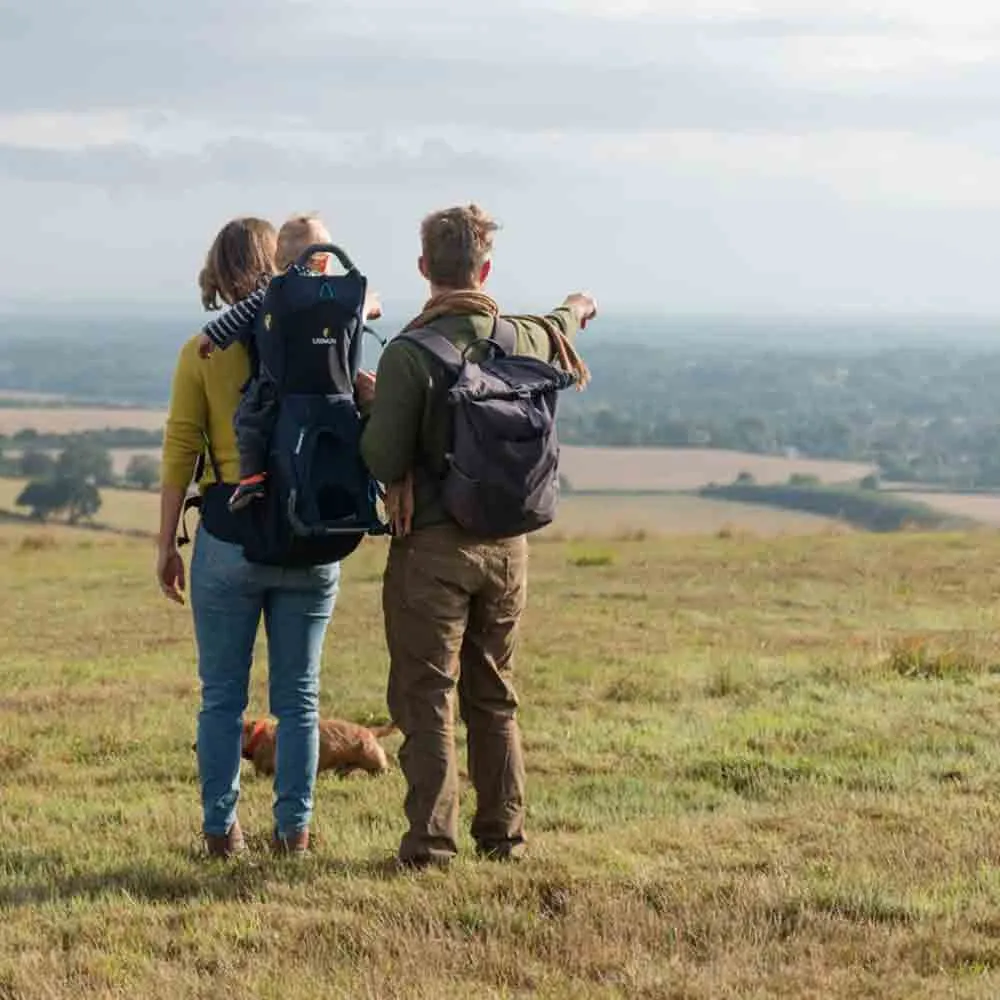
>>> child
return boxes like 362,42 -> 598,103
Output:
199,214 -> 380,512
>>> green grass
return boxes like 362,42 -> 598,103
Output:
5,525 -> 1000,996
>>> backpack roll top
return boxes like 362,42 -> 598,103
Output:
444,356 -> 565,537
401,316 -> 576,539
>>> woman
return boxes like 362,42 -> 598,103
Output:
156,217 -> 340,857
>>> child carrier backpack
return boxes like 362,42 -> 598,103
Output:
181,243 -> 387,567
399,317 -> 577,539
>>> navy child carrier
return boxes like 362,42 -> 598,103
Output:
236,242 -> 386,566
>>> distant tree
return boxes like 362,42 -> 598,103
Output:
56,440 -> 114,486
19,448 -> 55,478
125,454 -> 160,491
859,473 -> 881,491
558,474 -> 574,494
734,471 -> 756,486
15,476 -> 101,524
65,479 -> 102,524
16,479 -> 70,522
788,473 -> 820,487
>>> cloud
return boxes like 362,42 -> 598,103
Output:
592,129 -> 1000,208
2,0 -> 1000,138
0,134 -> 520,189
4,0 -> 1000,312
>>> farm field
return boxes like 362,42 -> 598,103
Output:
0,477 -> 841,539
4,524 -> 1000,996
0,407 -> 167,435
897,492 -> 1000,527
544,493 -> 840,538
557,446 -> 875,491
0,390 -> 69,403
93,444 -> 876,501
0,401 -> 876,491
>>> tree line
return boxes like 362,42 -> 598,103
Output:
8,333 -> 1000,491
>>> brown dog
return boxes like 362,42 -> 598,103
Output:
241,717 -> 396,777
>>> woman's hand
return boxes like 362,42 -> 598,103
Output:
197,334 -> 215,359
157,542 -> 186,605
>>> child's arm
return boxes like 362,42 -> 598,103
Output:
364,291 -> 382,321
199,287 -> 267,357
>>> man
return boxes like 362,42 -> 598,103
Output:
361,203 -> 597,868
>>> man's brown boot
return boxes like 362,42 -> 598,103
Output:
204,820 -> 246,859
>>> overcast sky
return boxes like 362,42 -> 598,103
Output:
4,0 -> 1000,316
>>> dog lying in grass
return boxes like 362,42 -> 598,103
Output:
242,717 -> 396,777
193,718 -> 396,777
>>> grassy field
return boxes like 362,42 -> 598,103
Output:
5,522 -> 1000,997
0,478 -> 841,540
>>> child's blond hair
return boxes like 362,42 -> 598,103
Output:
276,214 -> 331,271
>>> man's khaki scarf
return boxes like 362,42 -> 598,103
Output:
401,289 -> 590,387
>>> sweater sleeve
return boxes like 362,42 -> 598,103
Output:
505,305 -> 581,363
160,339 -> 208,489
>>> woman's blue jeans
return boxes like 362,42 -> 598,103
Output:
190,525 -> 339,837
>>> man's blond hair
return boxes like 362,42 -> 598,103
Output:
276,213 -> 330,271
420,204 -> 499,290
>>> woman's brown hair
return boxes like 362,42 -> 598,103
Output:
199,217 -> 278,310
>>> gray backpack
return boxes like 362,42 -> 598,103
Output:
401,317 -> 577,538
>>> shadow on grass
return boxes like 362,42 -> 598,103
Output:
0,846 -> 416,909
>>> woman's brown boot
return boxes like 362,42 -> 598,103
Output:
272,828 -> 309,855
204,820 -> 246,859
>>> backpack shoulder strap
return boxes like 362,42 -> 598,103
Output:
490,316 -> 518,356
397,325 -> 464,374
177,432 -> 224,549
202,431 -> 224,483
